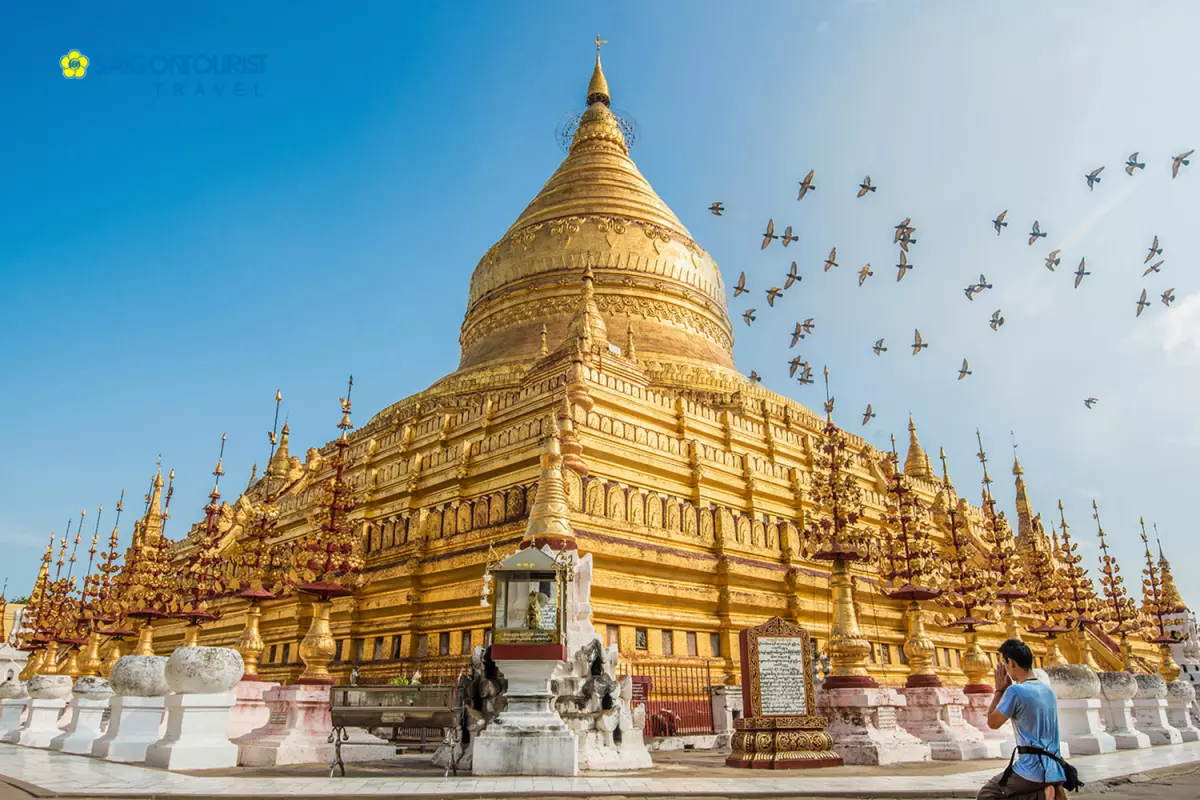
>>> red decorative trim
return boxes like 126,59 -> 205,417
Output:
240,673 -> 263,682
294,677 -> 335,686
964,683 -> 994,695
904,673 -> 943,689
725,755 -> 845,769
491,643 -> 567,661
821,675 -> 878,690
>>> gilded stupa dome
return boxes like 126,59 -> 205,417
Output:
458,53 -> 734,375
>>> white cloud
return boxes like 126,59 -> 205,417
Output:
1153,291 -> 1200,359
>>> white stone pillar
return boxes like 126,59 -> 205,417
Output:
1130,673 -> 1182,745
1097,672 -> 1151,750
92,655 -> 170,762
1165,680 -> 1199,743
0,699 -> 27,737
473,658 -> 580,776
1045,664 -> 1116,755
143,647 -> 244,771
227,679 -> 279,740
962,690 -> 1014,757
817,686 -> 931,765
1,675 -> 73,748
899,685 -> 994,760
235,684 -> 394,767
710,685 -> 742,734
50,677 -> 113,755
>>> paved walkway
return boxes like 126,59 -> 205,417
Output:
0,741 -> 1198,797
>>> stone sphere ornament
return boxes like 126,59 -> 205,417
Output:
1044,664 -> 1100,700
72,676 -> 114,699
1098,671 -> 1138,702
27,674 -> 74,700
110,655 -> 170,697
1167,679 -> 1196,704
1133,673 -> 1168,700
0,679 -> 27,699
165,646 -> 244,694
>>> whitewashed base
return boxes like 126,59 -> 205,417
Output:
961,691 -> 1009,758
235,685 -> 393,767
1132,698 -> 1183,745
1165,699 -> 1200,743
1,699 -> 67,748
1100,696 -> 1152,750
0,699 -> 27,737
92,696 -> 166,762
899,686 -> 992,761
226,680 -> 278,740
473,659 -> 579,776
817,686 -> 931,765
1058,697 -> 1116,755
49,695 -> 110,755
145,692 -> 238,771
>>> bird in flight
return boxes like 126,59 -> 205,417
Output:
857,176 -> 876,197
896,251 -> 912,281
1136,289 -> 1150,317
992,210 -> 1008,235
965,283 -> 979,301
761,219 -> 778,249
797,363 -> 815,385
1143,260 -> 1164,277
784,261 -> 801,290
958,359 -> 972,380
797,169 -> 817,200
1125,152 -> 1145,175
894,218 -> 912,243
788,356 -> 804,377
1028,220 -> 1047,245
862,404 -> 876,426
1172,150 -> 1194,179
824,247 -> 839,272
990,309 -> 1005,331
781,225 -> 799,247
1074,258 -> 1090,289
709,202 -> 724,215
749,370 -> 762,383
911,329 -> 928,354
766,286 -> 783,307
873,338 -> 887,355
742,308 -> 756,326
1045,250 -> 1061,271
975,274 -> 993,293
858,264 -> 874,286
823,394 -> 836,416
1145,235 -> 1162,263
898,228 -> 918,252
1162,288 -> 1176,307
790,321 -> 811,347
734,271 -> 748,297
1085,166 -> 1105,191
1084,397 -> 1099,409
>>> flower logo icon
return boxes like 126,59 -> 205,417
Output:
60,50 -> 89,79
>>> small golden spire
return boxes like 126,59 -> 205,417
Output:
625,317 -> 636,360
587,35 -> 610,107
904,415 -> 933,479
539,324 -> 548,356
523,412 -> 574,548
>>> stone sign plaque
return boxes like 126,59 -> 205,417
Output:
727,617 -> 841,770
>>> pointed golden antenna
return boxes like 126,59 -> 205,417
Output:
161,468 -> 176,532
54,518 -> 73,580
77,503 -> 104,605
63,508 -> 85,579
264,389 -> 283,500
822,365 -> 834,419
338,375 -> 355,439
938,446 -> 953,488
212,433 -> 227,495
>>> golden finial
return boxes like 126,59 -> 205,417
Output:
822,365 -> 834,418
625,317 -> 636,360
211,433 -> 227,497
539,324 -> 548,356
938,446 -> 952,487
588,35 -> 610,106
339,375 -> 354,436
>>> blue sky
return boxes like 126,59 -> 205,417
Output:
1,2 -> 1197,606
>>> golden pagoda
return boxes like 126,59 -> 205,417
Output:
101,46 -> 1175,688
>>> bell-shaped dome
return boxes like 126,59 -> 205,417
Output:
458,52 -> 734,375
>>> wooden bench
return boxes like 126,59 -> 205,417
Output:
328,685 -> 464,777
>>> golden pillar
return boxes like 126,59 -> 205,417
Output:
1043,635 -> 1067,667
134,622 -> 155,656
825,559 -> 873,684
38,641 -> 60,675
297,598 -> 336,684
61,646 -> 82,679
1118,634 -> 1136,673
182,624 -> 201,648
902,601 -> 939,687
1073,628 -> 1100,670
18,650 -> 43,681
237,600 -> 265,679
961,628 -> 992,689
101,637 -> 126,677
1158,644 -> 1181,682
80,631 -> 104,677
1003,599 -> 1021,641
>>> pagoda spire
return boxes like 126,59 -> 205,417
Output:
558,265 -> 608,355
267,419 -> 291,480
1153,524 -> 1186,614
587,34 -> 610,107
523,414 -> 575,550
1011,436 -> 1036,548
904,416 -> 933,479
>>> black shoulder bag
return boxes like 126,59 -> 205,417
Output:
999,745 -> 1083,793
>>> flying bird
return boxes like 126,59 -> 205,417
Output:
1136,289 -> 1150,317
797,169 -> 817,200
743,309 -> 756,326
788,356 -> 804,377
781,225 -> 799,247
1074,258 -> 1090,289
857,176 -> 876,197
1125,152 -> 1145,175
824,247 -> 839,272
992,210 -> 1008,235
1028,220 -> 1047,246
797,363 -> 815,385
709,202 -> 724,215
749,370 -> 762,383
790,319 -> 815,347
911,329 -> 928,355
862,404 -> 876,426
1085,166 -> 1105,190
964,284 -> 979,301
1162,288 -> 1175,307
761,218 -> 778,249
894,218 -> 912,243
1145,235 -> 1162,263
734,271 -> 748,297
1045,250 -> 1061,271
873,338 -> 887,355
1084,397 -> 1099,409
858,264 -> 873,286
896,251 -> 912,281
1171,150 -> 1194,179
898,229 -> 918,252
990,309 -> 1005,331
958,359 -> 972,380
784,261 -> 801,290
766,286 -> 783,307
1143,260 -> 1164,277
975,274 -> 993,292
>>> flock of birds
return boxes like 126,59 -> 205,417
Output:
714,150 -> 1194,424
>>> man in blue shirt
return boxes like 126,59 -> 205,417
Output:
978,639 -> 1067,800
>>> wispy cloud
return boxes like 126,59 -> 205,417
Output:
1056,178 -> 1143,253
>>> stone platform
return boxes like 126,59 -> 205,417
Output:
0,741 -> 1198,796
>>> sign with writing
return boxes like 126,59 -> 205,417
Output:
629,676 -> 653,704
493,627 -> 557,645
268,711 -> 288,726
738,617 -> 816,718
539,604 -> 558,630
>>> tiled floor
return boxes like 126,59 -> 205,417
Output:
0,741 -> 1197,797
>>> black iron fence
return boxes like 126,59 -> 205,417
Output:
618,661 -> 717,737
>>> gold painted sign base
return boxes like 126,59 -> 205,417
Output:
727,715 -> 843,769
